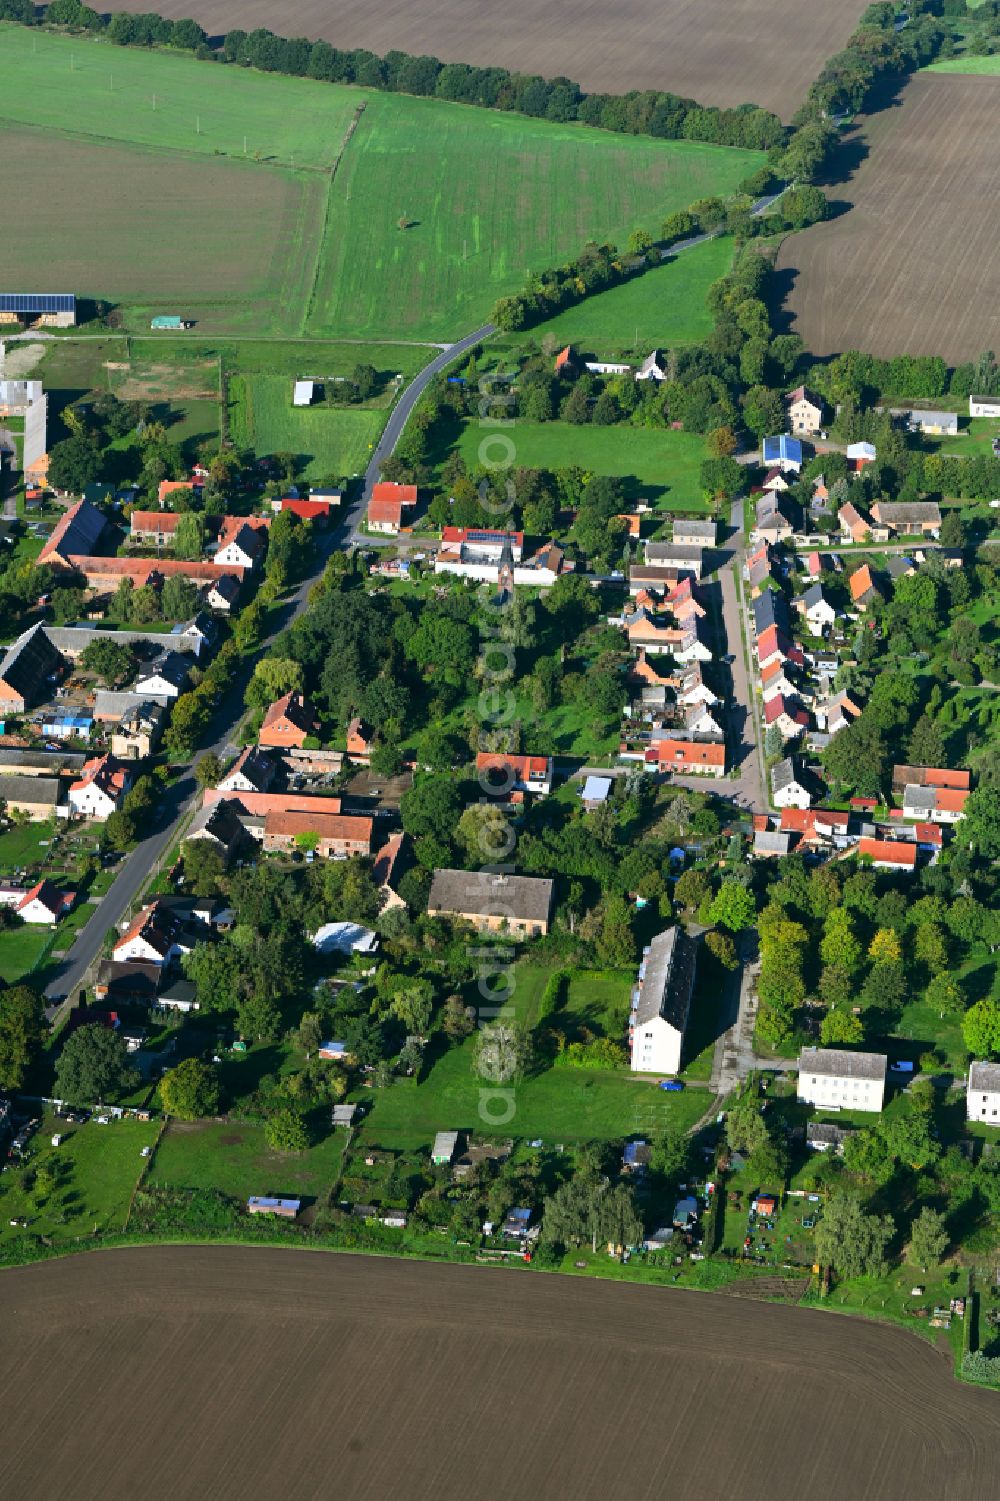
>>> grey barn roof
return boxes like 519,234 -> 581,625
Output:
634,927 -> 696,1033
969,1062 -> 1000,1093
45,624 -> 205,657
0,746 -> 86,775
753,590 -> 788,634
799,1047 -> 887,1081
0,775 -> 62,806
0,622 -> 64,703
427,869 -> 553,925
93,690 -> 172,721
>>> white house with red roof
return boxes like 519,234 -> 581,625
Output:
366,482 -> 418,534
0,878 -> 75,924
476,752 -> 553,796
113,900 -> 184,964
68,755 -> 132,820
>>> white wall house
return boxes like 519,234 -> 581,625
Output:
970,395 -> 1000,418
797,1047 -> 887,1113
629,928 -> 696,1075
967,1062 -> 1000,1124
771,757 -> 811,810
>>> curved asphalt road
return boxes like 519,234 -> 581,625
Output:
43,324 -> 495,1010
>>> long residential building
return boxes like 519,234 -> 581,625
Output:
629,927 -> 696,1075
797,1047 -> 887,1113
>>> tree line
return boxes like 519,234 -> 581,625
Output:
13,2 -> 784,153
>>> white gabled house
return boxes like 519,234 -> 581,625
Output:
771,757 -> 811,810
797,1047 -> 887,1114
67,755 -> 132,821
967,1062 -> 1000,1124
629,928 -> 696,1075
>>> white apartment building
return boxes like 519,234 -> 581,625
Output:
797,1047 -> 887,1113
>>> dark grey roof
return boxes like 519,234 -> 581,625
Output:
635,928 -> 696,1032
798,1047 -> 887,1081
137,652 -> 189,689
96,959 -> 162,998
874,502 -> 941,526
806,1122 -> 855,1146
47,498 -> 108,559
771,756 -> 797,791
94,690 -> 172,721
46,624 -> 204,657
801,582 -> 826,610
969,1062 -> 1000,1093
427,869 -> 553,924
0,775 -> 62,806
0,622 -> 64,703
753,590 -> 788,635
0,746 -> 86,774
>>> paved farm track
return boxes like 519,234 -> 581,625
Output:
150,0 -> 869,120
776,72 -> 1000,362
2,1246 -> 999,1500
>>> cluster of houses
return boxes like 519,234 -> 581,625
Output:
752,760 -> 971,866
608,521 -> 727,781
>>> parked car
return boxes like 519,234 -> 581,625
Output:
658,1079 -> 685,1092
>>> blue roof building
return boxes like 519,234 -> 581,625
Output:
0,293 -> 75,326
762,435 -> 803,473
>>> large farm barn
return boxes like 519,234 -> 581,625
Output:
776,72 -> 1000,363
150,0 -> 870,120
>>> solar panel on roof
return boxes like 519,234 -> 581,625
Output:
0,293 -> 75,313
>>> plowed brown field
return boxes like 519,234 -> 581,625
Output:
2,1246 -> 998,1500
150,0 -> 867,119
776,73 -> 1000,362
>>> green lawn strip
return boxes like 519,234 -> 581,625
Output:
149,1119 -> 347,1203
0,1110 -> 159,1249
518,236 -> 735,352
449,418 -> 709,509
925,53 -> 1000,74
0,25 -> 360,167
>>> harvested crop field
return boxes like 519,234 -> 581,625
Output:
151,0 -> 868,119
775,73 -> 1000,362
0,125 -> 316,314
2,1247 -> 999,1500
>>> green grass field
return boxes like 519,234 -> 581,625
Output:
0,25 -> 762,340
150,1119 -> 347,1202
228,374 -> 386,482
451,418 -> 709,508
0,1111 -> 159,1249
0,25 -> 359,166
925,53 -> 1000,73
359,961 -> 705,1149
520,236 -> 734,351
307,97 -> 759,340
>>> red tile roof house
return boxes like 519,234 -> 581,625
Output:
366,482 -> 418,534
764,694 -> 810,740
262,809 -> 374,859
760,657 -> 796,702
215,517 -> 269,571
346,717 -> 375,764
67,755 -> 132,820
755,624 -> 794,669
68,556 -> 245,592
892,764 -> 971,793
272,497 -> 334,524
113,900 -> 184,965
202,789 -> 342,819
158,479 -> 200,507
645,739 -> 726,778
476,752 -> 554,796
258,691 -> 319,750
129,509 -> 185,546
858,836 -> 917,871
849,563 -> 878,609
0,878 -> 75,925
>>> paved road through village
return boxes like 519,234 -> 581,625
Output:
42,324 -> 494,1010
